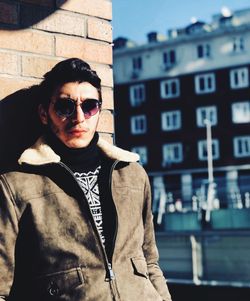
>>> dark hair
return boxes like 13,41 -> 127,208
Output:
38,58 -> 102,108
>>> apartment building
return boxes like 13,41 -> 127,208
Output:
113,7 -> 250,213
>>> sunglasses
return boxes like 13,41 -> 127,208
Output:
53,98 -> 102,118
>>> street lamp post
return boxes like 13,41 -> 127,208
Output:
204,119 -> 214,184
204,119 -> 216,222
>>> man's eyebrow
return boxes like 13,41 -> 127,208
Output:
56,96 -> 74,101
57,93 -> 71,98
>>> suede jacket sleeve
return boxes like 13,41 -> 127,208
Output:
0,176 -> 19,300
142,172 -> 172,301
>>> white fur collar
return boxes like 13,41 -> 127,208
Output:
18,136 -> 140,166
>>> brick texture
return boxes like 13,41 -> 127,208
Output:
56,36 -> 112,65
0,53 -> 19,75
97,110 -> 114,133
101,87 -> 114,110
87,18 -> 112,42
57,0 -> 112,20
0,1 -> 18,24
0,77 -> 40,100
35,12 -> 85,36
92,63 -> 113,87
22,56 -> 61,78
0,30 -> 54,55
21,5 -> 86,37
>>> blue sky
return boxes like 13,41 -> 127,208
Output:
112,0 -> 250,44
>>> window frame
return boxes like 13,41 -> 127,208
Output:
230,67 -> 249,89
130,115 -> 147,135
162,143 -> 183,166
132,56 -> 143,72
198,139 -> 220,161
234,136 -> 250,158
129,84 -> 145,107
161,110 -> 181,131
160,78 -> 180,99
231,101 -> 250,124
232,36 -> 245,53
196,106 -> 218,127
195,73 -> 216,94
197,43 -> 211,59
163,49 -> 176,68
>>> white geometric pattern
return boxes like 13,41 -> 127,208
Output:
74,166 -> 105,244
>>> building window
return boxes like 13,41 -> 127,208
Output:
196,106 -> 217,127
161,110 -> 181,131
160,78 -> 180,99
198,139 -> 219,161
232,37 -> 244,53
230,67 -> 249,89
163,50 -> 176,69
197,44 -> 210,58
232,101 -> 250,123
129,84 -> 145,107
131,115 -> 147,135
132,56 -> 142,71
234,136 -> 250,158
195,73 -> 215,94
131,57 -> 143,79
131,146 -> 148,165
162,143 -> 183,166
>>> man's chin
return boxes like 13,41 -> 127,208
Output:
65,138 -> 91,149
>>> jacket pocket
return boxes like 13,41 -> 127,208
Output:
131,257 -> 149,279
37,267 -> 84,298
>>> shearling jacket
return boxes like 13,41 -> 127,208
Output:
0,137 -> 172,301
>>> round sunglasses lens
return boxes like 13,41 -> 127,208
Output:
54,99 -> 75,117
82,99 -> 100,118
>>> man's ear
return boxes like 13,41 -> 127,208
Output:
38,104 -> 48,125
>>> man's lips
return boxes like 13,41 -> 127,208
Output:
67,128 -> 88,134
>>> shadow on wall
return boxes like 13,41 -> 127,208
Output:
1,0 -> 69,30
0,0 -> 69,172
0,86 -> 43,173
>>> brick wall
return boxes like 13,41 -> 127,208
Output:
0,0 -> 113,142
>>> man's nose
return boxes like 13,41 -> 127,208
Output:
72,104 -> 85,123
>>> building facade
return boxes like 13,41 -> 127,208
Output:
114,8 -> 250,220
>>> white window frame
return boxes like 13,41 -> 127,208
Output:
131,146 -> 148,165
129,84 -> 145,107
232,101 -> 250,123
232,37 -> 245,53
196,106 -> 217,127
195,73 -> 216,94
161,110 -> 181,131
163,49 -> 176,69
230,67 -> 249,89
160,78 -> 180,99
197,44 -> 210,58
132,56 -> 142,71
130,115 -> 147,135
234,136 -> 250,158
198,139 -> 219,161
162,143 -> 183,166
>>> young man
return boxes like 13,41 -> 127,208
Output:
0,58 -> 172,301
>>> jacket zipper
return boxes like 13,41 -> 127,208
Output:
57,161 -> 119,282
107,160 -> 119,279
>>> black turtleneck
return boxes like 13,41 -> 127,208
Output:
45,130 -> 100,173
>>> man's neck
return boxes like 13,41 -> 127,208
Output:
45,130 -> 100,172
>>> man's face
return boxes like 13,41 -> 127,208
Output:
39,81 -> 100,148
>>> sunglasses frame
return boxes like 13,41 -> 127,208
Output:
53,98 -> 102,119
